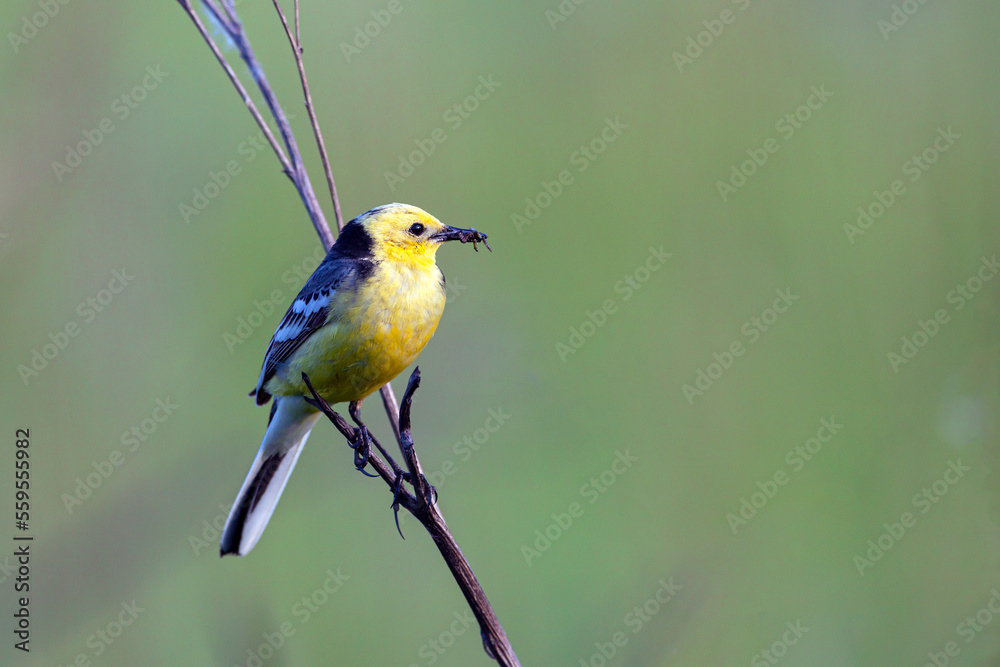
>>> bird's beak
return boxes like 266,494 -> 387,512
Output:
431,225 -> 492,252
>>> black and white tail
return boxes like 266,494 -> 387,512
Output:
220,396 -> 322,557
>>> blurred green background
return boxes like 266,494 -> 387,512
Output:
2,0 -> 999,665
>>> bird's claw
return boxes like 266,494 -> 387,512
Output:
390,471 -> 407,539
420,476 -> 438,507
482,630 -> 498,661
390,470 -> 410,506
351,425 -> 378,477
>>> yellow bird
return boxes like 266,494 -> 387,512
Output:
221,203 -> 488,557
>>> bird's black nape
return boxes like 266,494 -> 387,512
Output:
334,220 -> 375,259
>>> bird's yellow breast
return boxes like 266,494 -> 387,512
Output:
266,258 -> 446,403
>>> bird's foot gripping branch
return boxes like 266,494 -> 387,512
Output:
302,369 -> 431,530
301,368 -> 518,665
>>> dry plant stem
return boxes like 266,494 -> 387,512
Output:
271,0 -> 344,230
395,376 -> 517,664
305,370 -> 521,667
293,0 -> 301,46
196,0 -> 335,248
379,384 -> 403,445
419,509 -> 519,666
179,2 -> 519,663
175,0 -> 293,178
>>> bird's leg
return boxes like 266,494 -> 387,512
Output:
350,401 -> 411,536
348,400 -> 378,477
348,395 -> 416,536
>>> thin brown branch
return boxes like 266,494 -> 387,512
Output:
397,371 -> 430,502
420,510 -> 518,665
293,0 -> 301,59
188,0 -> 335,249
213,0 -> 238,28
271,0 -> 345,230
218,0 -> 333,247
379,383 -> 404,446
175,0 -> 294,179
306,369 -> 521,667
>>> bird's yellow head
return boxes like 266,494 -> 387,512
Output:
349,203 -> 490,268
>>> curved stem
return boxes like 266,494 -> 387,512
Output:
175,0 -> 293,179
271,0 -> 344,230
305,369 -> 521,666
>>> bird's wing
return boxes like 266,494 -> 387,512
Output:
252,253 -> 366,405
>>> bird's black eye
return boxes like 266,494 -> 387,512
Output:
408,223 -> 425,236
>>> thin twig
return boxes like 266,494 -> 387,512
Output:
271,0 -> 345,230
305,369 -> 521,666
397,371 -> 430,503
293,0 -> 301,47
379,384 -> 403,446
198,0 -> 335,248
175,0 -> 294,179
